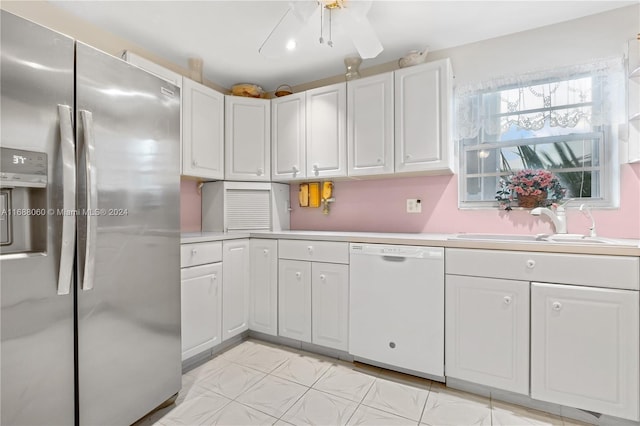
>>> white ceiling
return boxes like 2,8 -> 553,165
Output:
50,1 -> 634,90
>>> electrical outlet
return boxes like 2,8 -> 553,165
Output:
406,198 -> 422,213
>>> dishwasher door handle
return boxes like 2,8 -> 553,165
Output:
382,256 -> 407,262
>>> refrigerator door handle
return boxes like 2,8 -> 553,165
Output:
80,110 -> 97,291
57,104 -> 76,296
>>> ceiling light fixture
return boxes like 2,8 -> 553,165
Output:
259,0 -> 383,59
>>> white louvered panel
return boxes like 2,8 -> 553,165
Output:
226,189 -> 271,230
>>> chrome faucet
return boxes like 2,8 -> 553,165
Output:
531,204 -> 567,234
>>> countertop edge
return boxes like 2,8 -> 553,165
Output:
180,231 -> 640,256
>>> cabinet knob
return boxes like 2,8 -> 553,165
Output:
295,271 -> 301,279
377,158 -> 382,163
526,259 -> 536,269
552,301 -> 562,311
307,246 -> 313,254
319,274 -> 326,281
313,164 -> 319,176
211,274 -> 217,282
405,154 -> 411,160
191,248 -> 198,256
263,249 -> 269,255
389,341 -> 396,349
192,159 -> 198,166
292,166 -> 299,177
257,168 -> 264,176
503,296 -> 512,305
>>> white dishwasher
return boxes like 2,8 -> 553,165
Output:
349,243 -> 444,379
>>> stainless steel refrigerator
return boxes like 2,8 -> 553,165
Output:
1,11 -> 182,425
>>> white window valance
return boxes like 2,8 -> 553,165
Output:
455,58 -> 626,141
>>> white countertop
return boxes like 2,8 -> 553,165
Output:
181,230 -> 640,256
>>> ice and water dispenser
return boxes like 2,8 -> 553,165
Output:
0,147 -> 48,254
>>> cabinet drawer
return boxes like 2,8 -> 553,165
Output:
446,249 -> 639,290
278,239 -> 349,264
181,241 -> 222,268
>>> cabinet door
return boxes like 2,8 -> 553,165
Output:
181,263 -> 222,361
394,59 -> 453,174
249,239 -> 278,336
182,78 -> 224,179
531,283 -> 639,421
312,263 -> 349,351
306,82 -> 347,178
272,93 -> 306,180
225,96 -> 270,181
446,275 -> 529,395
222,239 -> 250,341
278,260 -> 311,342
347,73 -> 394,176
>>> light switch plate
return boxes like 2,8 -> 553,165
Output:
406,198 -> 422,213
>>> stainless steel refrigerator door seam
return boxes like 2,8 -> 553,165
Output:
57,104 -> 76,296
79,110 -> 96,291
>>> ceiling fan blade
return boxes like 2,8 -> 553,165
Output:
290,0 -> 318,23
341,9 -> 383,59
259,1 -> 319,58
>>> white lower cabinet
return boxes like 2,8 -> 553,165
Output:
531,283 -> 639,421
446,275 -> 529,395
180,263 -> 222,361
311,262 -> 349,351
222,239 -> 250,341
278,260 -> 312,342
277,242 -> 349,352
278,260 -> 348,351
249,239 -> 278,336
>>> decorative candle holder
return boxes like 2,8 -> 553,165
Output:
344,56 -> 362,81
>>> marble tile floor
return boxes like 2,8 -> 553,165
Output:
135,339 -> 590,426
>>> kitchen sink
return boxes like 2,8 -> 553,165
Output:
450,233 -> 638,247
449,233 -> 545,242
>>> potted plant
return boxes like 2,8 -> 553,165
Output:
496,169 -> 566,211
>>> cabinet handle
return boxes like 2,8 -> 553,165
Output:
263,249 -> 269,256
191,248 -> 198,256
192,159 -> 198,167
307,246 -> 314,254
313,164 -> 319,176
552,301 -> 562,311
257,168 -> 264,176
295,271 -> 301,279
503,296 -> 512,305
526,259 -> 536,269
292,165 -> 299,177
319,274 -> 326,281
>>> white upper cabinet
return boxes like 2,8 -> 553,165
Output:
272,93 -> 306,180
225,96 -> 271,181
347,73 -> 394,176
306,82 -> 347,179
182,78 -> 224,179
395,59 -> 453,174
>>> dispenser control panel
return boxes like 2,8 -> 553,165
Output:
0,148 -> 47,188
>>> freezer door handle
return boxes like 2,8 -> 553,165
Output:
80,110 -> 97,291
57,105 -> 76,296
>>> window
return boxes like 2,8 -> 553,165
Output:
456,58 -> 625,208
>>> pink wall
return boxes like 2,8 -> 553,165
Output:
180,178 -> 201,232
289,164 -> 640,239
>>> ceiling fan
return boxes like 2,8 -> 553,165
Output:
259,0 -> 383,59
